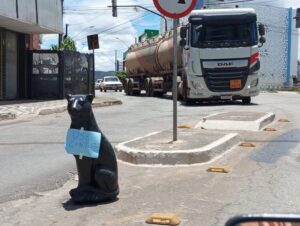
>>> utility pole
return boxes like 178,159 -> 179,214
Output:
63,24 -> 69,40
59,0 -> 64,46
115,50 -> 118,74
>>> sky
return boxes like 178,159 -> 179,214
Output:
41,0 -> 300,71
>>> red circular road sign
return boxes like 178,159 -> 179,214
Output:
153,0 -> 197,19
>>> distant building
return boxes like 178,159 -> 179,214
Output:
139,30 -> 159,42
0,0 -> 63,99
229,3 -> 298,89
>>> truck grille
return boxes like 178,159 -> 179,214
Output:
202,67 -> 248,92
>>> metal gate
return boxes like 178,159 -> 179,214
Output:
29,50 -> 94,99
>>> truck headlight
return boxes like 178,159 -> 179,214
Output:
250,79 -> 259,87
191,81 -> 204,91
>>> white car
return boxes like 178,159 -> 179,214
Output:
95,79 -> 103,90
100,76 -> 123,92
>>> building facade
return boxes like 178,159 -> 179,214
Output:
0,0 -> 63,99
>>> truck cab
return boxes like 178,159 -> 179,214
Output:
180,8 -> 265,104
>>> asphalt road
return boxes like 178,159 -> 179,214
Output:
0,91 -> 300,226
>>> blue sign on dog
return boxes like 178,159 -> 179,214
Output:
65,128 -> 101,158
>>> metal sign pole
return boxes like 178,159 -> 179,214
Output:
93,48 -> 95,97
173,18 -> 178,142
153,0 -> 196,142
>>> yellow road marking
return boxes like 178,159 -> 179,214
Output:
278,119 -> 290,122
207,166 -> 230,173
178,124 -> 191,129
146,213 -> 181,226
239,142 -> 256,147
264,128 -> 277,131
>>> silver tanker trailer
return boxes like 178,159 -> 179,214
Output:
124,8 -> 266,104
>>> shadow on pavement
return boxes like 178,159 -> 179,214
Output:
179,100 -> 258,107
124,92 -> 258,107
62,198 -> 119,211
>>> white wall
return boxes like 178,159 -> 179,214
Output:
0,0 -> 63,34
243,5 -> 298,88
38,0 -> 63,33
0,0 -> 16,18
18,0 -> 37,24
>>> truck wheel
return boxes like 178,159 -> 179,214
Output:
133,90 -> 141,96
185,98 -> 195,106
242,97 -> 251,105
149,80 -> 154,97
124,79 -> 129,95
154,91 -> 164,97
145,79 -> 150,97
182,84 -> 194,105
128,80 -> 133,96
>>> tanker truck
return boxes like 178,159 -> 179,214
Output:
124,8 -> 266,104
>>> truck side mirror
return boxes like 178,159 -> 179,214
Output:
259,36 -> 266,44
180,26 -> 187,39
258,24 -> 265,36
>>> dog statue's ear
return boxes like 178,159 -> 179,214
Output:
66,94 -> 72,101
86,94 -> 94,103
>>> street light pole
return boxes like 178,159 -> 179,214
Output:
64,24 -> 69,39
108,5 -> 168,32
114,37 -> 129,49
59,0 -> 64,46
115,50 -> 118,75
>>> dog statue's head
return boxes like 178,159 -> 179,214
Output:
66,94 -> 94,121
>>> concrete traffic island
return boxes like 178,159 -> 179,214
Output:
195,111 -> 275,131
116,129 -> 241,166
116,111 -> 276,166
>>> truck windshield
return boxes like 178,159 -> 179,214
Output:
191,22 -> 258,48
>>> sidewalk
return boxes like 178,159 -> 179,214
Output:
0,97 -> 122,121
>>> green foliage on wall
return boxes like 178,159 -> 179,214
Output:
51,37 -> 76,51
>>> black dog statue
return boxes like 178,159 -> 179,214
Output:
65,94 -> 119,204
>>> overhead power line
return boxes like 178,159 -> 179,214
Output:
74,12 -> 151,41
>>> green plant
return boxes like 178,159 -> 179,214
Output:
116,71 -> 127,85
51,37 -> 77,51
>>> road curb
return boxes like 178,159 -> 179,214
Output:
0,112 -> 16,121
38,106 -> 67,115
38,100 -> 122,116
257,113 -> 276,130
115,131 -> 241,166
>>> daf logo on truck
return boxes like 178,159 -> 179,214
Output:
217,62 -> 234,67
